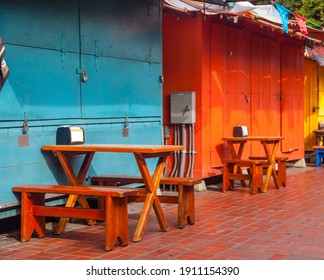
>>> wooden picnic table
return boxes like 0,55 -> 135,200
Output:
222,136 -> 284,192
41,144 -> 183,242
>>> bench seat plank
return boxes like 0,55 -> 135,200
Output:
91,175 -> 202,186
12,184 -> 137,197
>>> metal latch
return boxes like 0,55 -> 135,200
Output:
77,69 -> 88,82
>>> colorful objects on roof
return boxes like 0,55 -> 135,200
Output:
164,0 -> 324,65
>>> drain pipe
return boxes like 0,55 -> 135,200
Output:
179,124 -> 187,177
190,123 -> 195,177
186,124 -> 192,178
170,124 -> 179,177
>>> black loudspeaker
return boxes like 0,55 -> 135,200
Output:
56,126 -> 85,145
233,126 -> 248,137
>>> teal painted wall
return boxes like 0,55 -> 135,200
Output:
0,0 -> 163,217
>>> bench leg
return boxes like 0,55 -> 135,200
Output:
20,192 -> 46,242
104,195 -> 129,251
222,163 -> 234,192
250,165 -> 263,195
177,185 -> 195,229
277,160 -> 287,187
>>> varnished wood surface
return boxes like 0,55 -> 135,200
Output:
41,143 -> 184,241
42,144 -> 183,153
92,175 -> 201,229
12,184 -> 138,197
13,185 -> 132,251
222,136 -> 284,142
222,136 -> 284,192
92,174 -> 202,186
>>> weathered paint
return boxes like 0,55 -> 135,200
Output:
318,67 -> 324,121
304,59 -> 318,151
0,0 -> 163,218
162,11 -> 305,178
305,58 -> 324,150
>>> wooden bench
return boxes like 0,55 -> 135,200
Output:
222,159 -> 266,194
313,146 -> 324,167
12,184 -> 138,251
249,156 -> 288,187
91,175 -> 202,229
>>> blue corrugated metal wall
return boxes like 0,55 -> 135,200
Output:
0,0 -> 163,218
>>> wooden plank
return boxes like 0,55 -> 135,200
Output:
42,144 -> 183,154
91,175 -> 202,186
12,184 -> 138,197
33,205 -> 105,220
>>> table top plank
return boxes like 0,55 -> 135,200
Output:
222,136 -> 283,142
42,144 -> 183,153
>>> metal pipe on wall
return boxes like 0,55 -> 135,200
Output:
170,124 -> 179,177
179,124 -> 187,177
190,123 -> 195,177
186,124 -> 193,178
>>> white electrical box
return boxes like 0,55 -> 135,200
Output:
170,91 -> 196,124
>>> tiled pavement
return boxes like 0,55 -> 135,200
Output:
0,166 -> 323,260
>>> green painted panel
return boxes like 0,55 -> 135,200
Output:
1,45 -> 81,120
81,54 -> 162,118
80,0 -> 161,62
0,0 -> 81,120
0,0 -> 79,52
79,0 -> 162,119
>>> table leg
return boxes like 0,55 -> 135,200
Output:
227,141 -> 246,159
261,141 -> 280,192
227,141 -> 248,188
54,151 -> 95,234
132,153 -> 168,242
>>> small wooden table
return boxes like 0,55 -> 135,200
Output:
222,136 -> 283,192
42,144 -> 183,242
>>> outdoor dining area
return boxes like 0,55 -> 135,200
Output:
10,141 -> 202,248
1,163 -> 324,260
0,2 -> 324,273
1,130 -> 320,260
8,132 -> 290,252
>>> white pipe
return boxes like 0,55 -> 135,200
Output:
163,135 -> 168,191
179,124 -> 187,177
163,127 -> 167,177
176,124 -> 181,176
190,124 -> 195,177
186,124 -> 192,178
170,125 -> 178,177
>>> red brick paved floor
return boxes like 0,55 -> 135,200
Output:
0,166 -> 323,260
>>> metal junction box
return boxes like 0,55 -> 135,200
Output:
170,91 -> 196,124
